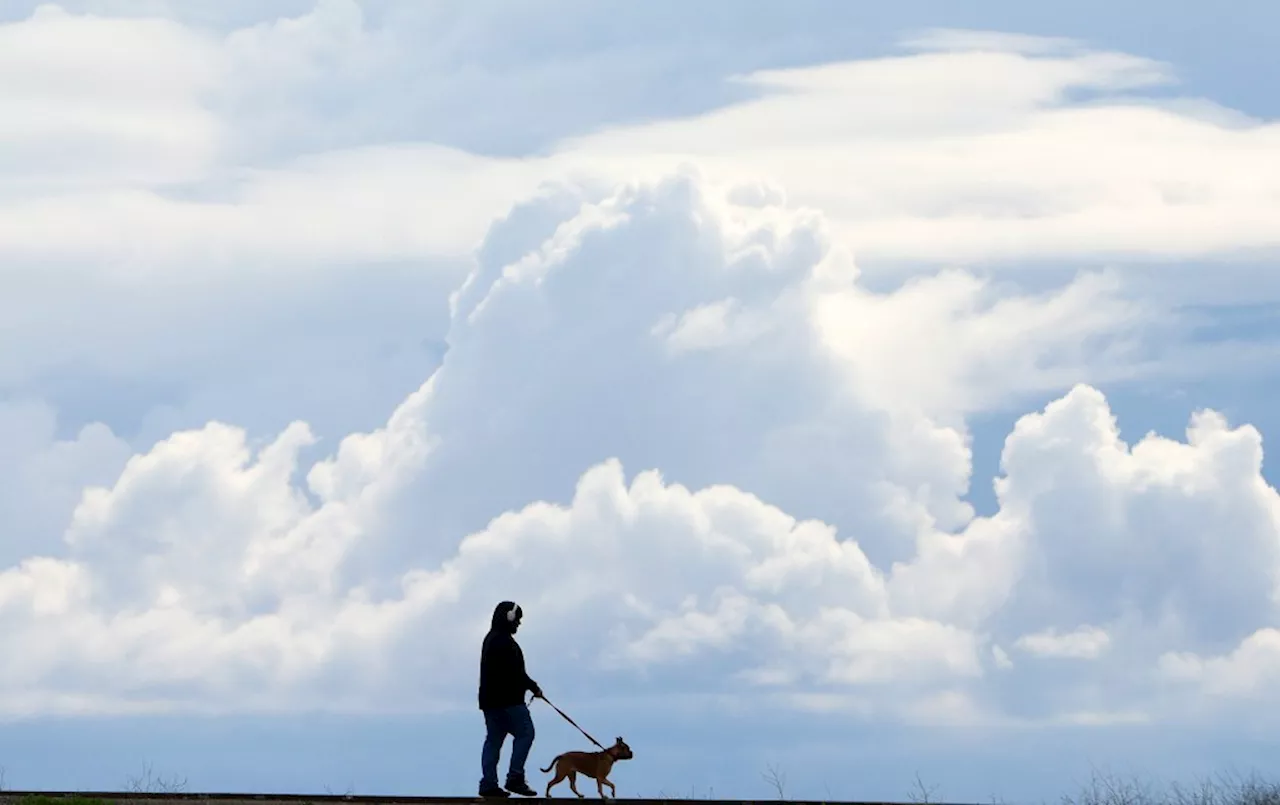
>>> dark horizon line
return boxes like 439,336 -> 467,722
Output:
0,790 -> 979,805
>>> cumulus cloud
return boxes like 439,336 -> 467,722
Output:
2,0 -> 1279,736
992,388 -> 1280,654
0,399 -> 132,566
0,169 -> 1276,728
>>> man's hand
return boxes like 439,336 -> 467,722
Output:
530,682 -> 544,700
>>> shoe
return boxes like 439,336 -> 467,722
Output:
479,786 -> 510,799
505,779 -> 538,797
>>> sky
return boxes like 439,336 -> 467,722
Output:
2,0 -> 1280,802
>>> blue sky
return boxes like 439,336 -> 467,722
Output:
2,1 -> 1280,803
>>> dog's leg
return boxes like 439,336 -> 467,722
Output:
604,779 -> 616,799
595,776 -> 607,800
545,767 -> 567,798
568,771 -> 583,799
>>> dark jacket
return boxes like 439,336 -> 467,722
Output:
479,601 -> 540,710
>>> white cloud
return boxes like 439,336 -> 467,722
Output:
992,645 -> 1014,669
900,28 -> 1087,56
2,1 -> 1280,736
992,387 -> 1280,653
1,7 -> 1277,278
1158,629 -> 1280,699
551,37 -> 1280,270
0,3 -> 223,191
0,1 -> 547,267
1014,626 -> 1112,659
811,267 -> 1158,418
0,6 -> 1275,483
0,399 -> 132,565
0,169 -> 1276,728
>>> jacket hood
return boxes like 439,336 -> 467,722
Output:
491,600 -> 522,632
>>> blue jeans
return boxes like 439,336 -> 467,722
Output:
480,703 -> 535,790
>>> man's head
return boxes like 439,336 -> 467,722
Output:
492,600 -> 523,634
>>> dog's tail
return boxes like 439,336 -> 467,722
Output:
540,754 -> 565,773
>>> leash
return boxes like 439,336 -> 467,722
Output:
532,693 -> 605,750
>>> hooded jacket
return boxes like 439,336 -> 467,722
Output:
479,601 -> 540,710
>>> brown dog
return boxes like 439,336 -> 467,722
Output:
541,737 -> 634,799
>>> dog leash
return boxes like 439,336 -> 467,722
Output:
532,694 -> 606,750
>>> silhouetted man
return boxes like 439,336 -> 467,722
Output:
478,600 -> 543,798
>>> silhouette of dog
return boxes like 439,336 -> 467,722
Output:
541,737 -> 634,799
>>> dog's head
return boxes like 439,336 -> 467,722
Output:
608,737 -> 634,760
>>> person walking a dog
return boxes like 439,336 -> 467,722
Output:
478,600 -> 543,798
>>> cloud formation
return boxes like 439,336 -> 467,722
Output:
2,3 -> 1278,273
1,168 -> 1277,729
4,1 -> 1278,480
1,3 -> 1279,752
